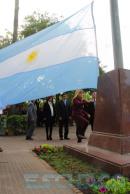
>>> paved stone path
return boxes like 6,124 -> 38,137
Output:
0,127 -> 91,194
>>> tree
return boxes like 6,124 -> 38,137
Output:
20,12 -> 59,38
0,31 -> 13,49
99,66 -> 105,75
12,0 -> 19,43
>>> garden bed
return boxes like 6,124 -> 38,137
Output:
33,144 -> 130,194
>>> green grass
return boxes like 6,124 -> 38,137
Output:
40,151 -> 101,175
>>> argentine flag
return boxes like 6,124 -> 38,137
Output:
0,2 -> 99,108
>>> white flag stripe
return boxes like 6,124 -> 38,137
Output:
0,30 -> 96,79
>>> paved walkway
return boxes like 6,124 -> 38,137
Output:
0,126 -> 91,194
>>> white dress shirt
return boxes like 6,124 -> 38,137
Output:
48,102 -> 54,116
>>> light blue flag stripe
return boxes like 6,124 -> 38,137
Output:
0,57 -> 98,108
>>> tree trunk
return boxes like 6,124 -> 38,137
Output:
12,0 -> 19,43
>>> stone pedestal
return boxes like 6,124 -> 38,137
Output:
89,69 -> 130,154
87,68 -> 130,176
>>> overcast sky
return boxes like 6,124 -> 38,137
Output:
0,0 -> 130,72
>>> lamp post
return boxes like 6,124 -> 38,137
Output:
110,0 -> 123,69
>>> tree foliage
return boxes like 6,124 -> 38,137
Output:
0,31 -> 13,49
99,66 -> 105,75
20,11 -> 59,38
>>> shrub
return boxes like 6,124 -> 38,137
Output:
89,175 -> 130,194
7,114 -> 27,135
33,144 -> 62,155
0,115 -> 7,135
105,176 -> 130,194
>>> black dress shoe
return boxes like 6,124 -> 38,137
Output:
77,139 -> 82,143
26,137 -> 33,140
64,137 -> 70,140
49,137 -> 52,140
60,137 -> 63,140
0,147 -> 3,152
78,135 -> 87,139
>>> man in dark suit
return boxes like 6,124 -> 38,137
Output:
85,102 -> 95,130
43,96 -> 55,140
26,100 -> 37,140
84,92 -> 96,130
57,93 -> 71,140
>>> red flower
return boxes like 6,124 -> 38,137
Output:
99,186 -> 108,193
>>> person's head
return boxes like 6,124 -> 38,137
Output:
46,96 -> 53,102
73,89 -> 84,100
31,100 -> 35,104
92,92 -> 97,100
62,93 -> 68,100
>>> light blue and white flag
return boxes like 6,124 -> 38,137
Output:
0,2 -> 99,108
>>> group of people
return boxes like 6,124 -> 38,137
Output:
26,90 -> 96,143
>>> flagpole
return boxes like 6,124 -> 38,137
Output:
91,1 -> 99,64
110,0 -> 123,69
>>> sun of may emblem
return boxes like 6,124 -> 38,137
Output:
27,51 -> 38,63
